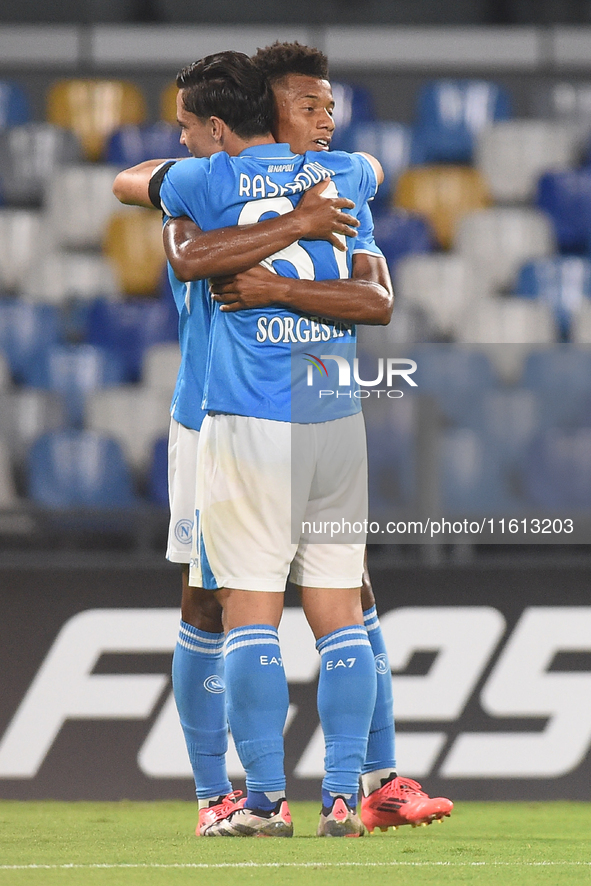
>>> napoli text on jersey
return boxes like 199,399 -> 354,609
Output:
160,144 -> 382,423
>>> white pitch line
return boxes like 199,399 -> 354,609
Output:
1,861 -> 590,871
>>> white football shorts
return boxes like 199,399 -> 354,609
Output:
189,412 -> 367,592
166,417 -> 200,563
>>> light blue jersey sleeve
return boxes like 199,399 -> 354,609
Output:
354,202 -> 384,257
159,157 -> 210,222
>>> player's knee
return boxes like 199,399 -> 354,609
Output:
360,568 -> 375,611
181,585 -> 224,633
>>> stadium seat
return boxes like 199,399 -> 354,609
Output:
520,347 -> 591,427
331,122 -> 412,205
85,297 -> 178,381
147,435 -> 169,507
456,297 -> 555,345
514,256 -> 591,340
46,165 -> 125,249
0,351 -> 9,390
103,209 -> 167,296
0,437 -> 17,507
142,342 -> 180,393
440,428 -> 510,514
0,124 -> 81,206
0,389 -> 66,466
328,81 -> 376,148
412,79 -> 511,164
535,169 -> 591,254
0,301 -> 62,381
85,386 -> 172,474
521,428 -> 591,509
410,345 -> 496,424
0,210 -> 45,292
395,254 -> 477,339
27,429 -> 136,508
476,120 -> 579,204
364,394 -> 416,514
572,299 -> 591,342
22,252 -> 119,305
22,343 -> 125,427
455,207 -> 555,293
394,166 -> 490,249
462,388 -> 541,470
105,122 -> 189,165
0,80 -> 31,129
372,209 -> 435,269
47,79 -> 146,161
160,81 -> 179,125
535,81 -> 591,143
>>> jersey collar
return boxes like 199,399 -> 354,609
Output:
238,142 -> 298,161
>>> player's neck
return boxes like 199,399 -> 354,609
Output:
224,132 -> 275,157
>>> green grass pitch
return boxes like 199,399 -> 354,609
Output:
0,801 -> 590,885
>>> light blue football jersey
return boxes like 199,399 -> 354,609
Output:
161,143 -> 383,423
167,268 -> 210,431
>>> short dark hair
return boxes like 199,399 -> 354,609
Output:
176,51 -> 273,139
253,42 -> 329,87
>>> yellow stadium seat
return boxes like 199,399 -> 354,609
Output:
47,79 -> 146,161
160,81 -> 178,125
394,166 -> 490,249
103,209 -> 166,296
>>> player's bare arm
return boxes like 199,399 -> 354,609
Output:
163,180 -> 358,282
210,251 -> 393,326
112,159 -> 169,208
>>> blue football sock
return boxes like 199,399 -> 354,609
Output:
172,620 -> 232,801
316,625 -> 377,799
362,606 -> 397,776
224,624 -> 289,802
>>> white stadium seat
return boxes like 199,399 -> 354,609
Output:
395,253 -> 480,338
45,165 -> 128,249
85,385 -> 171,474
572,299 -> 591,343
0,210 -> 48,292
455,207 -> 555,293
476,120 -> 580,203
142,342 -> 180,394
22,251 -> 119,304
0,437 -> 17,506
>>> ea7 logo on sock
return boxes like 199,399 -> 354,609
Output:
204,675 -> 225,693
260,655 -> 282,666
326,658 -> 356,670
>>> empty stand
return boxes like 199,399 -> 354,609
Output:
160,81 -> 178,126
27,430 -> 136,508
0,301 -> 62,381
413,78 -> 511,164
85,297 -> 178,381
439,428 -> 509,514
22,252 -> 119,305
536,81 -> 591,143
0,210 -> 46,292
455,207 -> 555,292
373,209 -> 435,269
410,345 -> 496,424
572,299 -> 591,342
147,435 -> 169,507
0,390 -> 66,465
521,428 -> 591,509
463,388 -> 540,469
332,122 -> 412,204
457,297 -> 555,346
515,256 -> 591,339
0,352 -> 9,390
0,437 -> 17,507
0,124 -> 82,207
328,81 -> 376,148
105,122 -> 189,165
22,343 -> 125,427
46,165 -> 125,249
395,253 -> 477,338
536,168 -> 591,253
520,346 -> 591,426
47,79 -> 146,162
103,209 -> 167,296
0,80 -> 31,129
476,120 -> 579,203
85,386 -> 172,474
395,166 -> 490,249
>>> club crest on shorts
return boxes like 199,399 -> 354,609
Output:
174,519 -> 193,544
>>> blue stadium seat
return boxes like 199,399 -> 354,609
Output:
85,297 -> 178,382
364,394 -> 416,516
410,345 -> 496,424
22,343 -> 125,427
521,428 -> 591,509
0,80 -> 31,129
515,257 -> 591,340
440,428 -> 512,514
105,122 -> 190,165
520,347 -> 591,427
27,430 -> 135,508
333,122 -> 412,207
536,169 -> 591,254
147,435 -> 169,508
0,301 -> 62,382
412,79 -> 511,165
373,209 -> 435,269
329,81 -> 376,150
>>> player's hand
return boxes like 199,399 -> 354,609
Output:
294,180 -> 359,251
210,266 -> 284,312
